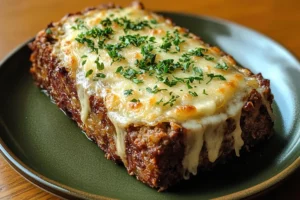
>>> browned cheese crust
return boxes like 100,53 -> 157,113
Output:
29,2 -> 274,191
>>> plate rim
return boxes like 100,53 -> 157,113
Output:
0,11 -> 299,200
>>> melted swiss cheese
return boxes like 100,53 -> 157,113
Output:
51,5 -> 266,177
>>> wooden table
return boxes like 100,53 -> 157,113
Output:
0,0 -> 299,199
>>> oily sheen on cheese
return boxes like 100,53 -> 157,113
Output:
52,6 -> 265,178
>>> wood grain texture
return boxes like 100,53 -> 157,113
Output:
0,0 -> 299,199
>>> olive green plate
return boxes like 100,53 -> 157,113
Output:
0,12 -> 299,200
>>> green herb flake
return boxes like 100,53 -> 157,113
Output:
204,55 -> 214,61
71,18 -> 87,30
146,85 -> 167,94
124,89 -> 133,96
132,78 -> 144,84
206,73 -> 226,84
160,41 -> 172,52
149,37 -> 156,43
98,39 -> 106,49
95,57 -> 104,70
215,62 -> 229,70
156,98 -> 163,105
189,91 -> 198,97
189,47 -> 207,57
163,95 -> 179,107
101,18 -> 112,27
150,19 -> 158,24
116,66 -> 123,73
183,32 -> 191,38
96,73 -> 106,78
119,34 -> 148,47
105,43 -> 125,63
130,98 -> 140,103
193,67 -> 203,76
46,28 -> 52,34
82,60 -> 87,66
116,66 -> 143,84
114,17 -> 151,32
186,81 -> 193,89
75,36 -> 98,53
203,89 -> 208,95
85,69 -> 93,77
173,30 -> 185,52
75,27 -> 114,53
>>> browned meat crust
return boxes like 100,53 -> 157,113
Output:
29,3 -> 274,191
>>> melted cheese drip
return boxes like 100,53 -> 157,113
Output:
232,110 -> 244,156
108,112 -> 127,165
77,85 -> 90,123
182,121 -> 205,179
205,124 -> 224,162
52,5 -> 265,172
257,87 -> 275,121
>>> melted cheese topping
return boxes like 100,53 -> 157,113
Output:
51,5 -> 267,177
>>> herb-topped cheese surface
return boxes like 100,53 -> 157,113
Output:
50,5 -> 264,176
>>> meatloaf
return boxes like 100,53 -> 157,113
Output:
29,2 -> 274,191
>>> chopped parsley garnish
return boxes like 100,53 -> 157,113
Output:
160,42 -> 172,52
72,15 -> 228,94
85,27 -> 114,38
141,44 -> 154,55
163,95 -> 179,107
189,91 -> 198,97
173,30 -> 185,51
150,19 -> 158,24
193,67 -> 203,76
45,28 -> 52,34
114,17 -> 151,32
157,76 -> 179,87
130,98 -> 140,103
146,85 -> 167,94
206,73 -> 226,84
124,89 -> 133,96
101,18 -> 112,27
116,66 -> 143,84
96,73 -> 106,78
156,98 -> 163,105
155,59 -> 181,75
119,34 -> 148,47
95,57 -> 104,70
215,62 -> 229,70
160,30 -> 185,52
204,55 -> 214,61
183,32 -> 192,38
189,47 -> 207,57
149,36 -> 156,43
71,18 -> 87,30
116,66 -> 123,73
75,37 -> 98,53
135,44 -> 156,71
105,43 -> 125,63
98,39 -> 106,49
75,27 -> 114,53
85,69 -> 93,77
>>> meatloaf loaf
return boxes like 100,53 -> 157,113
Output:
29,2 -> 274,191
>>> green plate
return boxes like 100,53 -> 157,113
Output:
0,12 -> 299,200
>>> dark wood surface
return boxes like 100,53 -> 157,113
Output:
0,0 -> 299,199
